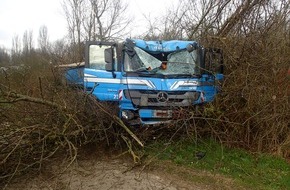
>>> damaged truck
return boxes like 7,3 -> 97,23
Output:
64,39 -> 223,125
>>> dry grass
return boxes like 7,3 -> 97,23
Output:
0,66 -> 125,187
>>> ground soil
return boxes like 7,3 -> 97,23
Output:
3,146 -> 246,190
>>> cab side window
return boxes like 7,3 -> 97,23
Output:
89,45 -> 116,70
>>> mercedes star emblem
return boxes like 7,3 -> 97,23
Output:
157,92 -> 169,103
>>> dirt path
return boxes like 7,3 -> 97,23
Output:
5,158 -> 204,190
3,147 -> 245,190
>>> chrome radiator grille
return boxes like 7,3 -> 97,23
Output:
123,90 -> 200,107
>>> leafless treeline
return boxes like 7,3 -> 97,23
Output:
1,0 -> 289,64
143,0 -> 289,40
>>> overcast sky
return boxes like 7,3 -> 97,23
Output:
0,0 -> 178,49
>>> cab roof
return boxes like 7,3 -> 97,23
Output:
129,39 -> 198,53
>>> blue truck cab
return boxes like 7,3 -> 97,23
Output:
65,39 -> 223,125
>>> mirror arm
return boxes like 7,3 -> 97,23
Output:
112,48 -> 116,78
112,70 -> 116,78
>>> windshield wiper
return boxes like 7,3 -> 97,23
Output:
169,74 -> 199,78
134,67 -> 150,72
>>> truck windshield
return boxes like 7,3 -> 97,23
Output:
124,46 -> 199,76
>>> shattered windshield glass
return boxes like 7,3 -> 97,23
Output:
124,47 -> 161,72
166,50 -> 199,75
124,46 -> 199,76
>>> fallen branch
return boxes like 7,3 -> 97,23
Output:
114,116 -> 144,147
1,89 -> 144,148
87,95 -> 144,147
1,91 -> 63,110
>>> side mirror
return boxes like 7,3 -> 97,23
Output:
104,47 -> 114,71
186,42 -> 198,52
105,47 -> 113,64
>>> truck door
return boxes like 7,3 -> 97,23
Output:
197,48 -> 224,102
204,48 -> 224,79
84,41 -> 121,101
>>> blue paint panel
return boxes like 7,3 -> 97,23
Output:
84,68 -> 122,101
132,39 -> 198,53
65,67 -> 84,86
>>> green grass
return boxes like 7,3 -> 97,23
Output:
145,139 -> 290,190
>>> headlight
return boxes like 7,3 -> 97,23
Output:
121,110 -> 134,120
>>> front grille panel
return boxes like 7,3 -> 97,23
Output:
124,90 -> 200,107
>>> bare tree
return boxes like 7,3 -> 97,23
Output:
141,0 -> 234,40
176,0 -> 235,39
142,3 -> 187,40
61,0 -> 131,62
61,0 -> 85,61
38,25 -> 49,53
62,0 -> 131,43
0,47 -> 10,66
89,0 -> 131,41
217,0 -> 265,36
22,30 -> 34,54
62,0 -> 85,44
11,35 -> 22,56
148,0 -> 276,40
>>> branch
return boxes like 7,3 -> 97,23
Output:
88,95 -> 144,147
1,91 -> 63,110
217,0 -> 263,36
